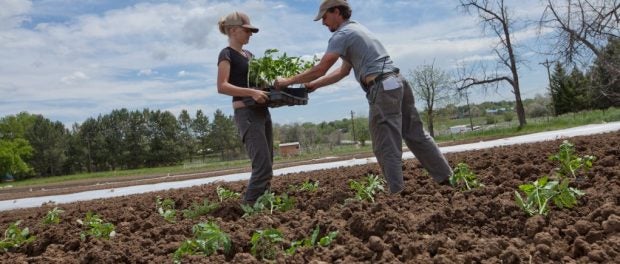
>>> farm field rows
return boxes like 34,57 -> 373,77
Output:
0,132 -> 618,263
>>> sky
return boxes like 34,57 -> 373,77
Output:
0,0 -> 556,127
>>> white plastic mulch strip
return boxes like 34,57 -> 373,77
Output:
1,122 -> 618,212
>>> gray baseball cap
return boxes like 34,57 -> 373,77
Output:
313,0 -> 349,21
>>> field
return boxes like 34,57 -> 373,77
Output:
0,132 -> 618,263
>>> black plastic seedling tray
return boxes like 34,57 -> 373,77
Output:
242,87 -> 308,108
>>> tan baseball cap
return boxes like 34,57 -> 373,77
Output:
219,11 -> 259,33
313,0 -> 349,21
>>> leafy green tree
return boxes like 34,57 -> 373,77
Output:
191,110 -> 211,160
0,112 -> 36,140
100,109 -> 130,170
549,63 -> 573,115
353,118 -> 369,146
147,110 -> 183,166
0,138 -> 33,180
590,38 -> 620,107
63,123 -> 88,174
77,117 -> 105,172
25,115 -> 68,176
210,110 -> 240,160
178,110 -> 195,162
124,110 -> 150,169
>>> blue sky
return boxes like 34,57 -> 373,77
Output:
0,0 -> 554,126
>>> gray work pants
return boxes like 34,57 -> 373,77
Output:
234,106 -> 274,202
366,74 -> 453,193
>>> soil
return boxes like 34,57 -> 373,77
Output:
0,132 -> 618,263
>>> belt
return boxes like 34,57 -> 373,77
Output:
363,71 -> 399,88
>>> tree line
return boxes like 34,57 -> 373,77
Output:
0,109 -> 369,180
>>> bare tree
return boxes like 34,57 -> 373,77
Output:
409,61 -> 452,137
459,0 -> 527,128
454,62 -> 479,130
540,0 -> 620,103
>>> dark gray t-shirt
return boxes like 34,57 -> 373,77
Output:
326,20 -> 397,86
218,47 -> 254,102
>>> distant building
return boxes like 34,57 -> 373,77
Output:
279,142 -> 300,157
485,108 -> 510,115
449,125 -> 481,134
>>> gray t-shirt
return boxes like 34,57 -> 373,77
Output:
326,20 -> 397,86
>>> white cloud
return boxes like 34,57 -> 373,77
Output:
60,71 -> 89,84
138,69 -> 155,76
0,0 -> 31,29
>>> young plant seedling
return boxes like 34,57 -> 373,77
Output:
248,49 -> 316,89
77,211 -> 115,240
251,228 -> 284,261
549,140 -> 596,179
156,196 -> 177,223
172,221 -> 232,263
290,180 -> 319,193
42,207 -> 64,225
182,199 -> 219,219
514,176 -> 585,216
449,163 -> 484,191
348,174 -> 385,203
216,186 -> 241,202
285,225 -> 338,255
0,220 -> 36,252
241,190 -> 295,217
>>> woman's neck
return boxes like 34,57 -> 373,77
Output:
228,40 -> 244,54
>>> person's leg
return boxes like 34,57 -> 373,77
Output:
234,107 -> 273,202
400,77 -> 452,183
368,79 -> 405,193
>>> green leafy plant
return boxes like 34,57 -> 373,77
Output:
77,211 -> 116,240
348,174 -> 385,203
216,186 -> 241,202
156,196 -> 177,223
172,221 -> 232,263
514,176 -> 585,216
42,207 -> 64,225
241,191 -> 295,217
248,49 -> 316,88
182,199 -> 219,219
449,163 -> 484,191
0,220 -> 36,252
549,140 -> 596,178
285,225 -> 338,255
289,180 -> 319,192
250,228 -> 284,260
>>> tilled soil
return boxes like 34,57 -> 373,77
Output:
0,132 -> 618,263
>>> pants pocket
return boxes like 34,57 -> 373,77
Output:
375,84 -> 403,117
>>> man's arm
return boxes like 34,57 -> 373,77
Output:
275,52 -> 340,88
305,60 -> 352,92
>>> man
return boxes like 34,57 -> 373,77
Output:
275,0 -> 453,193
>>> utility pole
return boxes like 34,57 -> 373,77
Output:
540,59 -> 554,119
350,110 -> 356,143
540,59 -> 553,85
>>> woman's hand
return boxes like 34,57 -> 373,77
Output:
251,89 -> 269,103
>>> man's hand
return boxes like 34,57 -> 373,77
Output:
304,82 -> 316,93
274,77 -> 290,90
251,89 -> 269,103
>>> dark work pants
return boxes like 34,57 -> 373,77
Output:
234,106 -> 274,202
366,74 -> 453,193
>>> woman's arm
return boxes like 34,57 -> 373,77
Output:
217,60 -> 268,103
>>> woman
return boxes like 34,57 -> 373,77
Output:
216,11 -> 272,203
